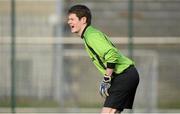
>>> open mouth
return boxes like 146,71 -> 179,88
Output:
71,25 -> 74,29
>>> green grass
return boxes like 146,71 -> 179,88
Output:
78,102 -> 102,108
0,97 -> 101,108
158,100 -> 180,109
0,97 -> 59,107
2,97 -> 180,109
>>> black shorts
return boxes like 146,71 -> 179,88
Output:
104,65 -> 139,112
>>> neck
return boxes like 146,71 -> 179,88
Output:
78,24 -> 87,37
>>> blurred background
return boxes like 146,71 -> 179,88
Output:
0,0 -> 180,113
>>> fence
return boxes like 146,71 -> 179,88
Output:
1,37 -> 180,113
0,0 -> 180,113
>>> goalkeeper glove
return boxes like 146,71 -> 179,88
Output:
99,75 -> 111,98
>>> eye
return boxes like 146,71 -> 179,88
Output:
69,18 -> 73,21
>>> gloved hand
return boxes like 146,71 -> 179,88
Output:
99,75 -> 111,98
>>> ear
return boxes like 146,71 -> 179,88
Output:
81,17 -> 87,24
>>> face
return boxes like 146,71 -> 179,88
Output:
68,13 -> 86,36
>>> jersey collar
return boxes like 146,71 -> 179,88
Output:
81,25 -> 90,39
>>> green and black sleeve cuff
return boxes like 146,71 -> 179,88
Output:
107,62 -> 116,69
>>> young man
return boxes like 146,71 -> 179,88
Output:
67,5 -> 139,113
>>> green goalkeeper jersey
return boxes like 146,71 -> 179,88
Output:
81,25 -> 134,75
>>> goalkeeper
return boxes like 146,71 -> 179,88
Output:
67,5 -> 139,113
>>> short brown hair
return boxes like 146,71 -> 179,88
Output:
68,5 -> 92,26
